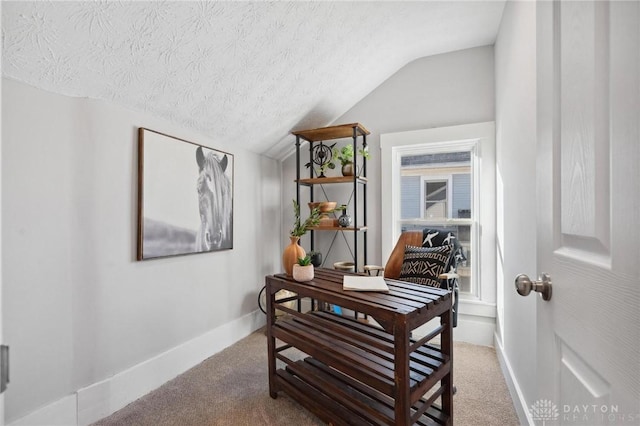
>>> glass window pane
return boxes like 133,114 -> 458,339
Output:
400,150 -> 474,295
400,176 -> 421,219
425,202 -> 446,218
426,182 -> 447,201
398,223 -> 472,293
425,180 -> 447,218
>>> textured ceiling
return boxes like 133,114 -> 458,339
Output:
2,1 -> 505,158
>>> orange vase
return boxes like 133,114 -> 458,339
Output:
282,236 -> 306,276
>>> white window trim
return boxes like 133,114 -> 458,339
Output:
380,122 -> 496,308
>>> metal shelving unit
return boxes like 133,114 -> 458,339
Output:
292,123 -> 370,271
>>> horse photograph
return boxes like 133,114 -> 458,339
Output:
137,128 -> 233,260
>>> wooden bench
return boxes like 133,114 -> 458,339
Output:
266,268 -> 453,425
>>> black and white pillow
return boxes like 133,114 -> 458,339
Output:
422,229 -> 466,273
398,244 -> 453,288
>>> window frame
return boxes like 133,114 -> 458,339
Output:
380,122 -> 496,306
398,144 -> 479,297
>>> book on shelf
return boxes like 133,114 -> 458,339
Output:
343,275 -> 389,292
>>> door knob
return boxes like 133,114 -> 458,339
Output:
515,273 -> 552,301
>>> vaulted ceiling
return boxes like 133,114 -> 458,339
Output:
2,1 -> 505,158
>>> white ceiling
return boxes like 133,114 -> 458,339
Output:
2,1 -> 505,158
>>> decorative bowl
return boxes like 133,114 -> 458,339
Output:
308,201 -> 337,213
333,261 -> 355,272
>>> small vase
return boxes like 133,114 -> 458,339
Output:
310,252 -> 322,267
282,236 -> 306,276
292,264 -> 314,282
338,211 -> 352,227
341,163 -> 354,176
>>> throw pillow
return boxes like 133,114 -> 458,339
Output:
422,228 -> 466,273
398,244 -> 453,288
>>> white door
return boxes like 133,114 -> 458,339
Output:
533,1 -> 639,424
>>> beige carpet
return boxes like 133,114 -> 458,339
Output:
93,329 -> 519,426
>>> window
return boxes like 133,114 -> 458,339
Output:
399,151 -> 474,293
380,122 -> 496,304
424,180 -> 448,219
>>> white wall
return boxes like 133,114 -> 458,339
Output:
282,46 -> 495,268
494,0 -> 537,423
1,78 -> 281,423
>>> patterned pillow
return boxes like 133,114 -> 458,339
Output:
422,228 -> 466,273
398,245 -> 453,288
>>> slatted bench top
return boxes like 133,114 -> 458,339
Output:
268,268 -> 451,334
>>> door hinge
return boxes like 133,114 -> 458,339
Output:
1,345 -> 9,393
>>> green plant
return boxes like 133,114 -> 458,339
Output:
317,161 -> 335,176
290,199 -> 322,237
297,255 -> 312,266
333,144 -> 371,166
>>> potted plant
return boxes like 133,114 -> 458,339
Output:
283,200 -> 322,276
292,255 -> 314,282
290,200 -> 322,237
333,144 -> 371,176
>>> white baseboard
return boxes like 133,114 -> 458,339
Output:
412,313 -> 495,347
8,394 -> 77,426
8,310 -> 266,426
453,314 -> 495,346
494,332 -> 534,426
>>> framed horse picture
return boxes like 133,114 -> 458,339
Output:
137,128 -> 234,260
